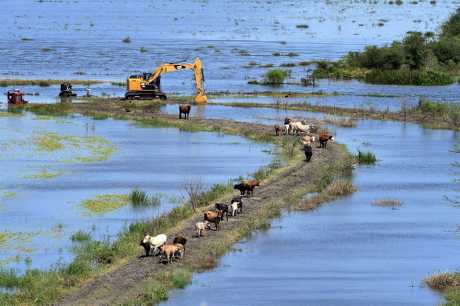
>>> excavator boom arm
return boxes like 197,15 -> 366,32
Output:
146,58 -> 207,103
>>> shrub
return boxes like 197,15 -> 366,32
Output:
426,272 -> 460,291
356,150 -> 377,165
171,271 -> 192,289
326,179 -> 355,196
152,285 -> 169,302
70,230 -> 91,242
129,188 -> 161,208
264,69 -> 289,84
364,69 -> 453,85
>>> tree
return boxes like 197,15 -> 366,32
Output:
402,32 -> 428,69
183,177 -> 205,212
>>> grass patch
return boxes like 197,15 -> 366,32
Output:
171,270 -> 192,289
24,168 -> 64,180
70,230 -> 91,242
81,194 -> 130,214
426,272 -> 460,291
356,150 -> 377,165
129,189 -> 161,208
416,99 -> 460,128
326,179 -> 355,196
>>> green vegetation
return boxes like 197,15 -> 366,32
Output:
326,179 -> 355,196
81,194 -> 130,214
313,9 -> 460,85
356,150 -> 377,165
0,79 -> 103,87
24,168 -> 65,180
296,24 -> 309,29
129,189 -> 161,208
415,99 -> 460,128
264,69 -> 289,85
111,81 -> 126,87
70,230 -> 91,242
171,270 -> 192,289
425,272 -> 460,305
372,199 -> 402,208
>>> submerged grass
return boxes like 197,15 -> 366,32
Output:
0,79 -> 103,87
24,168 -> 65,180
356,150 -> 377,165
81,194 -> 130,214
372,199 -> 402,208
70,230 -> 91,242
129,189 -> 161,208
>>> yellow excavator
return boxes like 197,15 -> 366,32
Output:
125,57 -> 207,103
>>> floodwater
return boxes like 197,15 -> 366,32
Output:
161,105 -> 460,306
1,0 -> 460,108
0,112 -> 272,271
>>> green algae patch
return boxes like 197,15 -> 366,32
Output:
81,194 -> 130,214
2,191 -> 16,198
24,168 -> 65,180
0,231 -> 38,249
34,132 -> 65,152
0,111 -> 22,118
29,132 -> 117,163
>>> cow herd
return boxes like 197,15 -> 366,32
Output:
140,180 -> 259,264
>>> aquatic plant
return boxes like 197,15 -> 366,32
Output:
326,179 -> 355,196
426,272 -> 460,291
171,270 -> 192,289
416,99 -> 460,128
24,168 -> 65,180
129,189 -> 161,208
81,194 -> 130,214
372,199 -> 402,207
264,69 -> 289,85
0,79 -> 102,87
356,150 -> 377,165
70,230 -> 91,242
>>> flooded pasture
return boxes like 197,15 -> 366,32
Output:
0,111 -> 272,272
2,0 -> 460,110
161,105 -> 460,306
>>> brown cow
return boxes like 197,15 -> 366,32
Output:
319,133 -> 334,149
204,211 -> 222,231
179,104 -> 191,119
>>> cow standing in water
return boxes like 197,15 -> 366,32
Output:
179,104 -> 191,119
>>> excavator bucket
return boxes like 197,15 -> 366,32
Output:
195,93 -> 208,104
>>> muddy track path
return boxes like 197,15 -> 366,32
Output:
55,102 -> 342,305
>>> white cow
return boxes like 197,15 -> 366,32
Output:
141,233 -> 167,256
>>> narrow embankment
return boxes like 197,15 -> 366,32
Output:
57,141 -> 349,305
